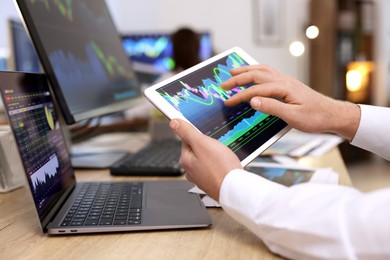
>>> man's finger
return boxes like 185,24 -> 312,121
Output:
224,82 -> 289,107
250,97 -> 290,120
221,70 -> 276,91
230,64 -> 280,76
169,119 -> 202,147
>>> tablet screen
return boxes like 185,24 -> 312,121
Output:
155,52 -> 288,161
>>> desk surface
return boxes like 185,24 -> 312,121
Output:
0,133 -> 351,260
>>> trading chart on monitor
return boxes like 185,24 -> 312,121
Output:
122,33 -> 213,73
18,0 -> 140,122
156,52 -> 287,161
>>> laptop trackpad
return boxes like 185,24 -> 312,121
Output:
146,189 -> 201,209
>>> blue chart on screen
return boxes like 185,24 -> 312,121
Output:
122,33 -> 212,73
49,43 -> 109,93
19,0 -> 141,123
157,52 -> 285,160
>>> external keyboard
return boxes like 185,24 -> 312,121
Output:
110,139 -> 184,176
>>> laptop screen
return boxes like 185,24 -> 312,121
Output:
0,72 -> 75,221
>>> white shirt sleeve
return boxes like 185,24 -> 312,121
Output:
351,104 -> 390,160
219,169 -> 390,260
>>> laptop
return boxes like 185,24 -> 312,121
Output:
0,71 -> 211,235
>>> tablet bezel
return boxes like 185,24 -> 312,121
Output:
144,47 -> 291,166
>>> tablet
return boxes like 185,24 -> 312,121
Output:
144,47 -> 290,166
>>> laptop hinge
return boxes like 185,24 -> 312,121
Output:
41,182 -> 76,232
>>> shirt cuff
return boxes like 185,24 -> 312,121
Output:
351,104 -> 390,160
350,104 -> 369,145
219,168 -> 286,218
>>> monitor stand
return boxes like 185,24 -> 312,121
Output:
58,110 -> 129,169
70,148 -> 127,169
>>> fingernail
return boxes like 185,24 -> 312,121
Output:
169,119 -> 180,131
251,98 -> 261,108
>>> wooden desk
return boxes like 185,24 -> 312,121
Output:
0,137 -> 351,259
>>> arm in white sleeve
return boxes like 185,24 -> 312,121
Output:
351,104 -> 390,161
220,169 -> 390,260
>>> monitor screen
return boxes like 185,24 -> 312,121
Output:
15,0 -> 143,124
121,32 -> 213,74
7,19 -> 41,73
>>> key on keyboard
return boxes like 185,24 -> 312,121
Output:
110,140 -> 184,176
61,182 -> 143,227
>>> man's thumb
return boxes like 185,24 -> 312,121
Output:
169,119 -> 199,145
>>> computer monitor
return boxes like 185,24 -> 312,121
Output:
15,0 -> 144,125
7,19 -> 41,73
121,32 -> 213,74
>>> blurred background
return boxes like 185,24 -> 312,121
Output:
0,0 -> 389,190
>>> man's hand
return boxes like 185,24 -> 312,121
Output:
169,119 -> 242,201
221,65 -> 360,141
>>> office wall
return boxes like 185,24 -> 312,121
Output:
0,1 -> 20,66
106,0 -> 311,83
0,1 -> 20,47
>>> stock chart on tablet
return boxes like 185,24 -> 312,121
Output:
156,52 -> 287,161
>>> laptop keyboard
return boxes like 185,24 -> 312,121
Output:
110,140 -> 184,176
61,182 -> 143,227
